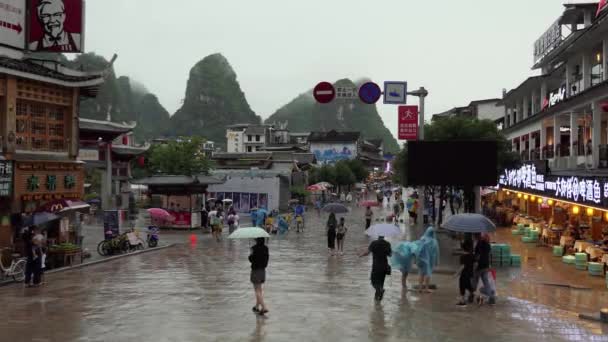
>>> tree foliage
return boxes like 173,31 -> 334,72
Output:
146,137 -> 210,176
392,117 -> 519,186
334,161 -> 356,186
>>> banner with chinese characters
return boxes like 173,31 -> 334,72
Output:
0,161 -> 13,197
499,164 -> 608,208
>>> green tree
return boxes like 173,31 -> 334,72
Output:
335,161 -> 356,188
317,165 -> 336,185
147,137 -> 210,176
424,117 -> 519,173
345,159 -> 369,182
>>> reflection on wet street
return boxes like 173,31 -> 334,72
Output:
1,205 -> 607,341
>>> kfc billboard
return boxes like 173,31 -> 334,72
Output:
28,0 -> 84,52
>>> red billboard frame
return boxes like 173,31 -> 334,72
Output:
28,0 -> 84,53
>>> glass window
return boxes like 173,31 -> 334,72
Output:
591,51 -> 603,86
256,135 -> 260,142
248,135 -> 252,141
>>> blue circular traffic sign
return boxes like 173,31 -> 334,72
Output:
358,82 -> 382,104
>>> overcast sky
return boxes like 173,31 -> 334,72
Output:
84,0 -> 579,139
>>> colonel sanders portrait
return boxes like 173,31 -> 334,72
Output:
29,0 -> 81,52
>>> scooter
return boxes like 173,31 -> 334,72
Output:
147,226 -> 159,248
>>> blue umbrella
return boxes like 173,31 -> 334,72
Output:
442,213 -> 496,233
86,198 -> 101,204
24,212 -> 60,226
322,203 -> 349,214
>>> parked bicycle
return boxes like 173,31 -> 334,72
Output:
97,233 -> 130,256
0,248 -> 26,282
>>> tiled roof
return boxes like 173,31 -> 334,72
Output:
132,175 -> 224,186
0,57 -> 104,86
212,152 -> 272,160
79,118 -> 136,134
244,126 -> 266,135
308,130 -> 360,142
367,139 -> 383,148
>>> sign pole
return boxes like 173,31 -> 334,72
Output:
407,87 -> 428,229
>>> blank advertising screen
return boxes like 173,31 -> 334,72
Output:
406,141 -> 498,186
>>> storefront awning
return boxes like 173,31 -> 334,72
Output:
36,199 -> 91,214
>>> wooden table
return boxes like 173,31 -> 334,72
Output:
48,249 -> 83,268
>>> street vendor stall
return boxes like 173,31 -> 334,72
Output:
132,175 -> 224,230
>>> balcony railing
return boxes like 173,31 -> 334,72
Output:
531,149 -> 540,160
542,145 -> 554,159
557,144 -> 570,157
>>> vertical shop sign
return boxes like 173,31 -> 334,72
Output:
0,161 -> 13,197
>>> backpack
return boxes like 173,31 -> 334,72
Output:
211,215 -> 220,226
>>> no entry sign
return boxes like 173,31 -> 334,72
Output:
398,106 -> 418,140
313,82 -> 336,104
358,82 -> 382,104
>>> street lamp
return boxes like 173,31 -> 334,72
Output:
407,87 -> 428,227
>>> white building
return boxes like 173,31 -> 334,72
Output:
432,98 -> 505,128
502,2 -> 608,170
225,123 -> 309,153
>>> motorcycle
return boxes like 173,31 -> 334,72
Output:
147,226 -> 159,248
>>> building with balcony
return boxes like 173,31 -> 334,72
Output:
225,122 -> 309,153
502,2 -> 608,170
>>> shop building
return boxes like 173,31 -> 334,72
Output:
502,2 -> 608,169
432,98 -> 505,129
0,57 -> 105,247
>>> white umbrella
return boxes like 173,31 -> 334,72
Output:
366,223 -> 402,238
228,227 -> 270,239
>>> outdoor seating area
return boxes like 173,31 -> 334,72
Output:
489,189 -> 608,289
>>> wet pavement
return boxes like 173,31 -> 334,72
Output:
1,204 -> 608,341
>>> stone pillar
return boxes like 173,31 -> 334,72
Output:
593,102 -> 602,168
102,143 -> 112,210
523,96 -> 529,119
531,90 -> 537,114
583,53 -> 591,90
602,39 -> 608,81
565,63 -> 571,96
517,101 -> 523,123
554,115 -> 560,157
541,82 -> 548,110
2,76 -> 16,155
570,113 -> 577,157
528,133 -> 532,160
504,106 -> 510,128
540,123 -> 547,158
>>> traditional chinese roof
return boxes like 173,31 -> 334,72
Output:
79,118 -> 136,138
112,144 -> 150,156
212,152 -> 272,160
367,139 -> 383,148
358,151 -> 385,162
132,175 -> 224,186
259,144 -> 308,152
0,57 -> 105,96
308,130 -> 360,143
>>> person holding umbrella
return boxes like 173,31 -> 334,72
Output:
327,213 -> 337,256
474,233 -> 496,305
359,235 -> 392,301
249,237 -> 269,315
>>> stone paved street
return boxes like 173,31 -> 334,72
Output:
1,204 -> 607,341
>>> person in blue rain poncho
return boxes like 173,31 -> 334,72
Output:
415,227 -> 439,293
391,240 -> 419,288
250,209 -> 258,227
277,215 -> 289,235
255,209 -> 267,228
391,226 -> 439,291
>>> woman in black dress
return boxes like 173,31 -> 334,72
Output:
327,213 -> 337,256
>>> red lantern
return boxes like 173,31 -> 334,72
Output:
137,156 -> 145,167
122,135 -> 129,145
601,101 -> 608,113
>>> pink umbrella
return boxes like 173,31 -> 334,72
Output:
147,208 -> 174,221
307,184 -> 326,192
360,200 -> 380,207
